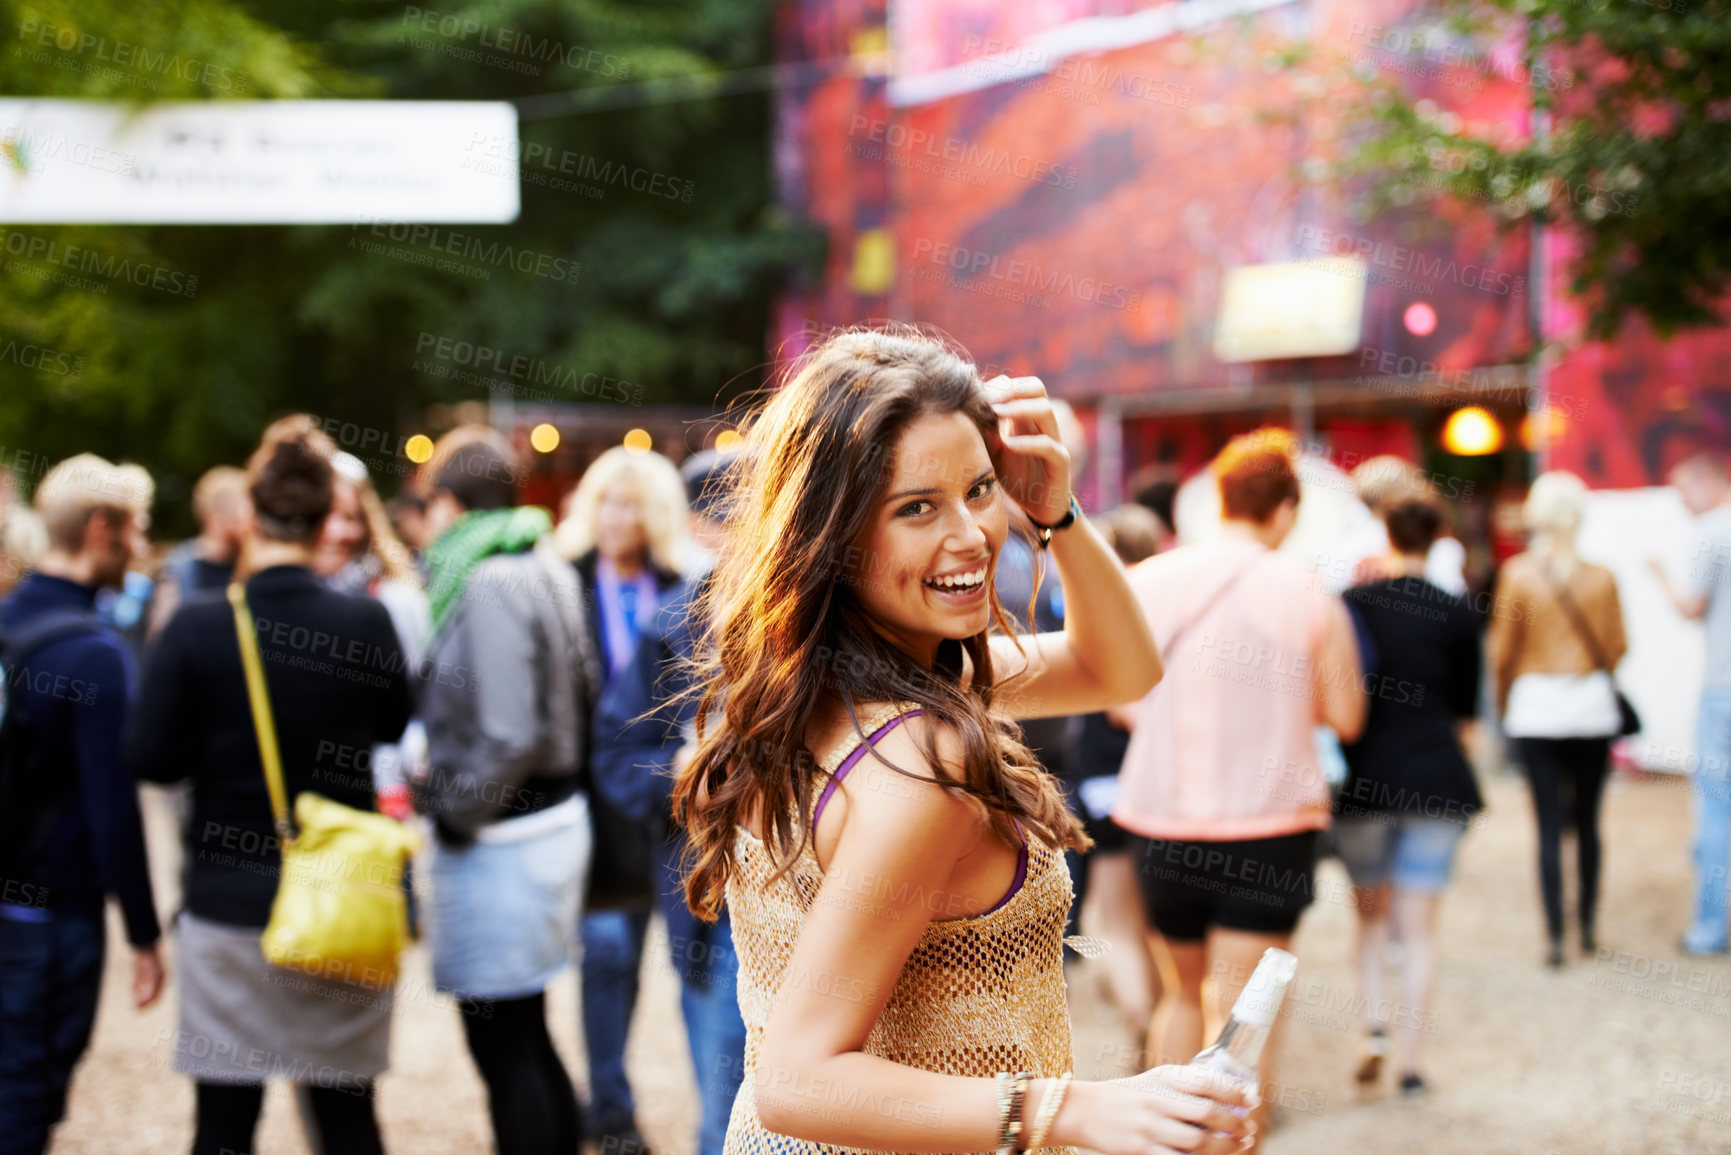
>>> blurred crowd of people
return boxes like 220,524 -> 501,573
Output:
0,420 -> 745,1155
0,407 -> 1726,1155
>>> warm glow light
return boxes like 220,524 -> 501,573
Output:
847,228 -> 895,296
530,423 -> 561,454
1520,408 -> 1567,452
1442,407 -> 1503,456
404,434 -> 434,464
623,428 -> 653,454
1403,301 -> 1438,337
714,429 -> 743,450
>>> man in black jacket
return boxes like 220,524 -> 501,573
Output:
0,454 -> 163,1155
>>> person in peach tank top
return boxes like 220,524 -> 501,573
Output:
1113,430 -> 1367,1137
671,329 -> 1255,1155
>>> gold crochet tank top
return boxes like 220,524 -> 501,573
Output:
722,703 -> 1081,1155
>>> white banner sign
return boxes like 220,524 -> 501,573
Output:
0,99 -> 519,223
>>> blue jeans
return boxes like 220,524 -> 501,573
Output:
677,917 -> 747,1155
1333,815 -> 1467,894
0,910 -> 105,1155
580,907 -> 651,1134
1686,690 -> 1731,952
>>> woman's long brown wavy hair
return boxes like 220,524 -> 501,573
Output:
671,327 -> 1090,921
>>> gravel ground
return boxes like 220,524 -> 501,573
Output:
49,767 -> 1731,1154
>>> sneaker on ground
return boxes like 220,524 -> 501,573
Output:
1354,1029 -> 1388,1085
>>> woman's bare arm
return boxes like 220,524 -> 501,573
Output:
1603,571 -> 1630,669
754,716 -> 1250,1154
1315,598 -> 1367,741
988,511 -> 1162,720
973,375 -> 1161,721
1485,567 -> 1525,716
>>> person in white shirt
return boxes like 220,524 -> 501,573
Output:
1650,453 -> 1731,955
1326,455 -> 1467,596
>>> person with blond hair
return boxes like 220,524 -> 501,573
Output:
590,446 -> 749,1155
0,471 -> 46,597
146,465 -> 250,639
555,445 -> 689,1154
0,454 -> 163,1155
1114,429 -> 1366,1141
0,490 -> 48,598
1487,471 -> 1628,967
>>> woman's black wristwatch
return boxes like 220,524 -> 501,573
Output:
1027,493 -> 1082,550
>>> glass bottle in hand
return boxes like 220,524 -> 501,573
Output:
1188,947 -> 1298,1103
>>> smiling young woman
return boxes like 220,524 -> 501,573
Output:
671,327 -> 1255,1155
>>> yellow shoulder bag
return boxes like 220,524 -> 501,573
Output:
228,583 -> 420,990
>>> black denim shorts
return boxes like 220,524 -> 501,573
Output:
1128,830 -> 1320,941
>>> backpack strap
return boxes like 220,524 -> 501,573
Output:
2,610 -> 106,673
0,610 -> 106,865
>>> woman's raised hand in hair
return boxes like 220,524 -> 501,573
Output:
982,375 -> 1072,527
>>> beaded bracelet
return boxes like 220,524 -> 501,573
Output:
1022,1072 -> 1072,1151
995,1071 -> 1031,1153
993,1072 -> 1011,1145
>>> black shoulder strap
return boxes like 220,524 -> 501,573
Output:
1540,566 -> 1613,673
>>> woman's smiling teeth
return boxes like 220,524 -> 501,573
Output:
924,566 -> 987,592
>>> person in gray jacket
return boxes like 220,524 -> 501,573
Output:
414,427 -> 599,1155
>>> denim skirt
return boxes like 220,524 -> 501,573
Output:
427,792 -> 591,1000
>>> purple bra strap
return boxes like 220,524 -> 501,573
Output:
812,708 -> 1029,916
983,823 -> 1030,915
811,709 -> 923,827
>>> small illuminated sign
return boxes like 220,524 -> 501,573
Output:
1213,259 -> 1367,363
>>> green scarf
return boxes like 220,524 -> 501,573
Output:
425,506 -> 553,632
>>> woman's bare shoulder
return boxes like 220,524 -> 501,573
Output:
1497,553 -> 1540,589
836,713 -> 981,844
808,699 -> 927,762
803,700 -> 966,805
1581,560 -> 1621,590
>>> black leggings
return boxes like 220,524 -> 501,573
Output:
459,992 -> 581,1155
1518,737 -> 1612,942
192,1079 -> 382,1155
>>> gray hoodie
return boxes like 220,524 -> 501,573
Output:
417,542 -> 600,839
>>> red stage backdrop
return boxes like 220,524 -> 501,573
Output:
773,0 -> 1731,488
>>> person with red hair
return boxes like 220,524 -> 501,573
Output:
1113,429 -> 1366,1139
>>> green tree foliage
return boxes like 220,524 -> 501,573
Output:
0,0 -> 821,530
1345,0 -> 1731,339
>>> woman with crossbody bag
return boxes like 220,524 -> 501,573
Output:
1113,430 -> 1367,1146
1487,471 -> 1630,968
130,418 -> 415,1155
